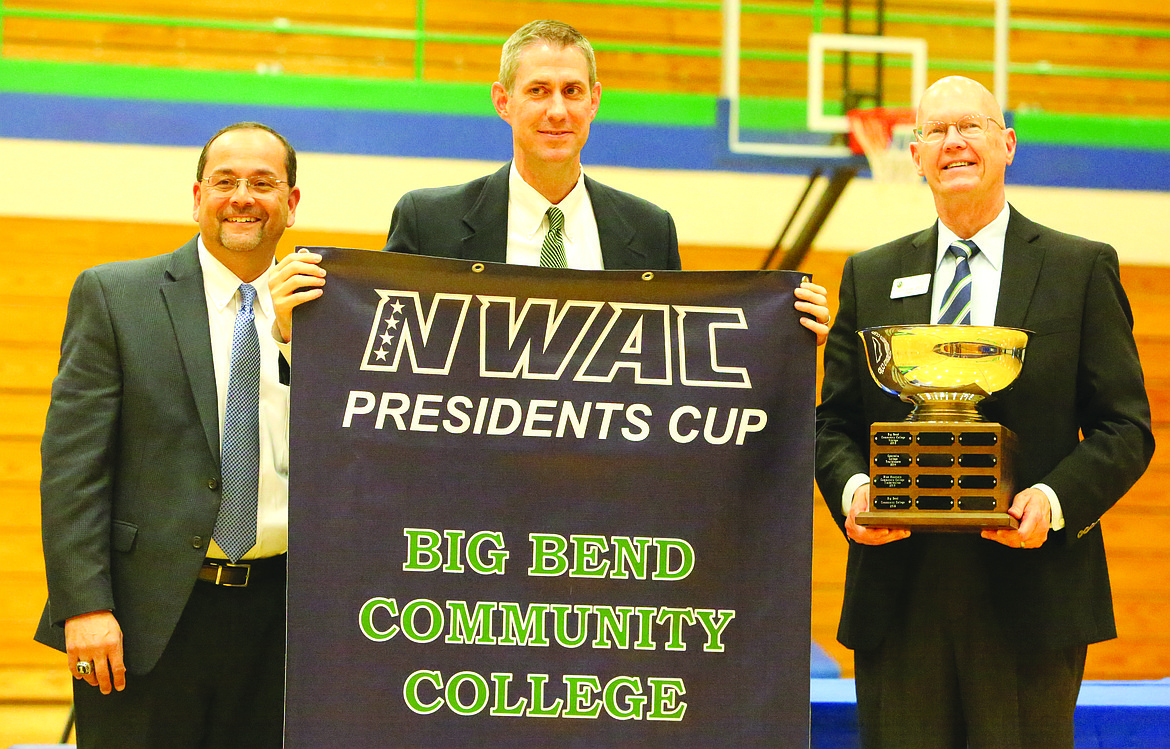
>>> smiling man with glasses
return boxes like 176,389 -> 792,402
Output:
816,76 -> 1154,748
37,121 -> 299,748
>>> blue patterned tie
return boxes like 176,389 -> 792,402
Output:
539,206 -> 568,268
214,283 -> 261,562
938,240 -> 979,325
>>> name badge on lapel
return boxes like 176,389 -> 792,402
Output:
891,273 -> 931,299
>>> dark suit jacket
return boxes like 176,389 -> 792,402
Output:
382,163 -> 682,271
815,207 -> 1154,651
36,238 -> 230,674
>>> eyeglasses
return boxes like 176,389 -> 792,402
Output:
201,174 -> 287,195
914,114 -> 1004,143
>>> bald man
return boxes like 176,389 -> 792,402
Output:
815,77 -> 1153,748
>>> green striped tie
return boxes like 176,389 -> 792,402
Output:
539,206 -> 568,268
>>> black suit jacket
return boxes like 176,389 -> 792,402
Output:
36,238 -> 234,673
382,163 -> 682,271
815,207 -> 1154,651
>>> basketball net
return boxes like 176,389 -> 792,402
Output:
847,107 -> 921,184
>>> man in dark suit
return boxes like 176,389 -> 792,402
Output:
36,122 -> 300,748
383,19 -> 679,271
815,76 -> 1154,748
384,160 -> 679,271
272,19 -> 830,343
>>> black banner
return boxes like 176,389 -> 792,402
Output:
286,248 -> 815,747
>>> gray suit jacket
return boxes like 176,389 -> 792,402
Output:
382,162 -> 681,271
815,207 -> 1154,651
36,237 -> 228,674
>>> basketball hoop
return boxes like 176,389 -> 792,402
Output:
847,107 -> 921,184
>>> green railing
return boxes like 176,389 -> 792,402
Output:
1,1 -> 1168,98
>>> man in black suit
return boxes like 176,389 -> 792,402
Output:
383,19 -> 680,271
272,20 -> 830,342
815,76 -> 1154,748
36,122 -> 300,748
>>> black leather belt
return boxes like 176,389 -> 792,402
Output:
198,554 -> 286,587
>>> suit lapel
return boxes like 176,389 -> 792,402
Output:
460,163 -> 510,263
587,176 -> 642,270
994,206 -> 1045,328
160,237 -> 219,458
460,167 -> 644,269
900,224 -> 938,324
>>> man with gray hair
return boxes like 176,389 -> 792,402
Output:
816,76 -> 1153,748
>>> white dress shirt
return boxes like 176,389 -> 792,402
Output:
198,239 -> 290,559
505,162 -> 604,269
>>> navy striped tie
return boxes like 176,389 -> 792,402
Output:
938,240 -> 979,325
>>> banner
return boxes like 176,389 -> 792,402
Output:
286,248 -> 815,747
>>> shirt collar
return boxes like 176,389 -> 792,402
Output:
935,202 -> 1010,272
197,235 -> 275,318
508,161 -> 588,242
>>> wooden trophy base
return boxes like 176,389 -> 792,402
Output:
857,421 -> 1020,532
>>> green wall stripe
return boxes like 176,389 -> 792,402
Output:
3,59 -> 1169,150
1014,111 -> 1170,151
0,59 -> 719,126
0,59 -> 486,115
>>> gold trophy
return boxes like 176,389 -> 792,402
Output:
856,325 -> 1030,530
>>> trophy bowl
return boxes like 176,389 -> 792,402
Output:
860,325 -> 1030,422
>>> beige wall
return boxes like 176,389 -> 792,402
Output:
4,137 -> 1168,265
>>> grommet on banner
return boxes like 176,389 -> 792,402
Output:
642,272 -> 654,281
471,263 -> 485,273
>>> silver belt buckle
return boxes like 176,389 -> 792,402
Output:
215,562 -> 251,587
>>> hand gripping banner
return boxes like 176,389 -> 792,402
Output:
286,248 -> 816,748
